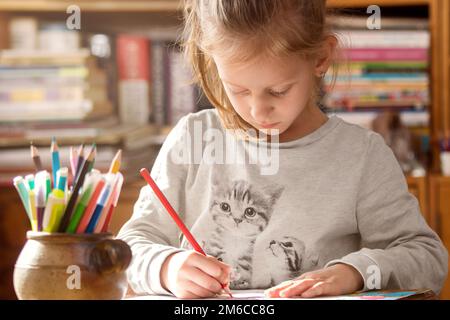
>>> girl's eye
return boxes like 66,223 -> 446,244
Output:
269,89 -> 289,97
244,207 -> 256,218
220,202 -> 231,212
231,90 -> 250,96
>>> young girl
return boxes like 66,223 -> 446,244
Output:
118,0 -> 448,299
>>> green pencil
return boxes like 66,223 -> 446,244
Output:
45,171 -> 51,201
13,176 -> 31,221
66,183 -> 94,233
25,174 -> 35,191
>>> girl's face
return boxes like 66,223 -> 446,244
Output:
213,52 -> 318,136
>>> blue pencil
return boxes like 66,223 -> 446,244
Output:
85,183 -> 111,233
51,137 -> 60,189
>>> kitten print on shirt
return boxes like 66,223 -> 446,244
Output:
181,173 -> 318,289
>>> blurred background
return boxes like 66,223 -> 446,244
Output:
0,0 -> 449,299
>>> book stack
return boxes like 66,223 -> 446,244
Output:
0,49 -> 113,122
116,32 -> 208,129
0,122 -> 160,185
324,17 -> 430,128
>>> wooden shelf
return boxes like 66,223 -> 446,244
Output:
327,0 -> 429,7
0,0 -> 430,13
0,0 -> 180,12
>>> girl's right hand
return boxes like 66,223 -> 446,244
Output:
160,250 -> 232,299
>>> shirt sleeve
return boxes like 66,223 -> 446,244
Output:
116,114 -> 191,296
325,132 -> 448,294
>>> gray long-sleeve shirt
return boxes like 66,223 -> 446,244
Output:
117,108 -> 448,295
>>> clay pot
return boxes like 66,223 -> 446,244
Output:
13,231 -> 132,300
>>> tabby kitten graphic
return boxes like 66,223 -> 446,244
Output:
265,236 -> 306,286
204,179 -> 284,289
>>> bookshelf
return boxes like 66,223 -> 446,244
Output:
0,0 -> 449,299
0,0 -> 181,12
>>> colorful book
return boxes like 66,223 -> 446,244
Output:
116,34 -> 151,125
342,48 -> 428,62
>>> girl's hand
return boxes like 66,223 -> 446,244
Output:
265,264 -> 364,298
161,250 -> 232,299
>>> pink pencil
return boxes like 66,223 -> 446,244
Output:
76,178 -> 106,233
69,146 -> 78,178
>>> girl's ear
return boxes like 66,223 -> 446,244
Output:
314,35 -> 338,77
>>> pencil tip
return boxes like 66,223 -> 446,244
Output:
51,137 -> 58,151
30,145 -> 38,156
87,147 -> 96,160
116,149 -> 122,161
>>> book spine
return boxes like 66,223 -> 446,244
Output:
151,41 -> 166,126
116,34 -> 151,125
163,43 -> 172,125
343,48 -> 428,61
337,30 -> 429,48
167,47 -> 196,126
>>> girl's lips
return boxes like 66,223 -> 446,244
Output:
258,122 -> 280,129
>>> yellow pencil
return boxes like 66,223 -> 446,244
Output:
28,190 -> 37,231
108,149 -> 122,174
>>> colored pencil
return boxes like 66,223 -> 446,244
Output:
101,172 -> 124,233
85,183 -> 112,233
45,171 -> 51,201
75,177 -> 106,233
69,146 -> 78,178
74,144 -> 85,184
13,176 -> 31,221
42,189 -> 65,232
35,184 -> 46,232
58,145 -> 95,232
66,183 -> 94,233
28,190 -> 37,231
87,144 -> 96,173
93,173 -> 121,233
56,167 -> 68,192
30,144 -> 43,172
25,174 -> 35,191
66,170 -> 100,233
139,168 -> 233,298
108,149 -> 122,174
51,137 -> 60,188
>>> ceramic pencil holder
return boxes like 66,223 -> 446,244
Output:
13,231 -> 132,300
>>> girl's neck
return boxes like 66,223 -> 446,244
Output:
277,104 -> 328,143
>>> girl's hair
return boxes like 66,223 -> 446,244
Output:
182,0 -> 338,132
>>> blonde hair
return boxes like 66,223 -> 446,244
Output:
182,0 -> 338,132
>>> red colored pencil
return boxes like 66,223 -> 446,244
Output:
139,168 -> 233,298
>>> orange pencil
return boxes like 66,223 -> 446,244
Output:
140,168 -> 233,298
76,177 -> 106,233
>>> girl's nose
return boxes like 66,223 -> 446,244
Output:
250,99 -> 274,123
